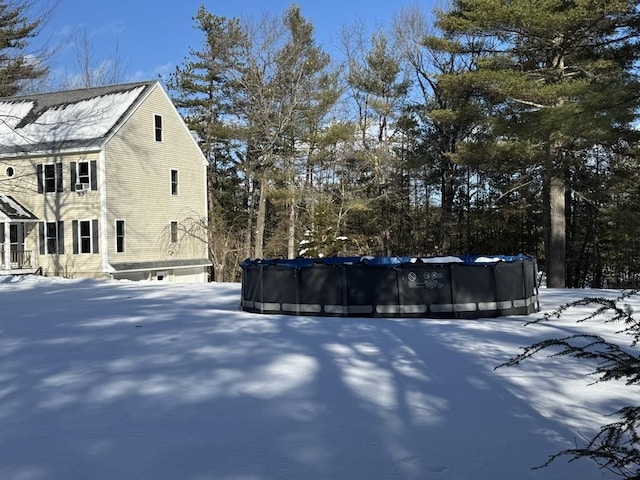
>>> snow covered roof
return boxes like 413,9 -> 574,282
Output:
0,81 -> 156,156
0,195 -> 38,221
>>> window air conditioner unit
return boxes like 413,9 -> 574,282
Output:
75,183 -> 89,192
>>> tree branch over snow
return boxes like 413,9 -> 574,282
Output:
497,290 -> 640,478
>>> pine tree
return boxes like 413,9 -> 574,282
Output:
168,7 -> 246,190
171,6 -> 339,263
232,6 -> 338,259
346,31 -> 410,255
167,8 -> 248,280
434,0 -> 640,287
0,0 -> 49,96
271,5 -> 339,258
393,6 -> 490,254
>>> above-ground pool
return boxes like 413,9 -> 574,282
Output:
240,254 -> 539,318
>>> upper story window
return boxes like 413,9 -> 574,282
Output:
154,114 -> 163,142
37,163 -> 63,193
44,165 -> 56,191
5,166 -> 14,178
171,169 -> 178,195
78,162 -> 90,183
71,161 -> 97,191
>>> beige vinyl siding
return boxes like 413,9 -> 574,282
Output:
111,267 -> 207,283
103,85 -> 208,264
171,267 -> 208,283
1,152 -> 105,277
0,82 -> 208,281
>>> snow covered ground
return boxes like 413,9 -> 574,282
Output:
0,275 -> 637,480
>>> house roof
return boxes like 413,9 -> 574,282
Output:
0,195 -> 38,221
0,81 -> 156,156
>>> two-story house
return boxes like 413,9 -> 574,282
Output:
0,80 -> 210,282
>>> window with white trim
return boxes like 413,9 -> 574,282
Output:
154,114 -> 163,142
70,160 -> 97,191
80,221 -> 91,253
37,163 -> 63,193
78,162 -> 90,184
39,221 -> 64,255
171,169 -> 178,195
116,220 -> 125,253
44,165 -> 57,192
73,219 -> 99,254
46,223 -> 58,253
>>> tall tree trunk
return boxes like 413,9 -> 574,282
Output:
243,175 -> 254,260
592,231 -> 603,288
382,192 -> 391,257
207,168 -> 217,281
439,160 -> 455,253
254,173 -> 268,259
288,165 -> 298,259
287,199 -> 296,258
547,174 -> 566,287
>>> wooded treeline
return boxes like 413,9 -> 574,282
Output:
2,0 -> 638,288
166,1 -> 640,288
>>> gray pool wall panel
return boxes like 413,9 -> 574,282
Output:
240,255 -> 539,318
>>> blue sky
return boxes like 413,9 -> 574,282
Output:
39,0 -> 439,86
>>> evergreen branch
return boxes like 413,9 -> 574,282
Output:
499,291 -> 640,478
498,334 -> 640,385
536,406 -> 640,479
